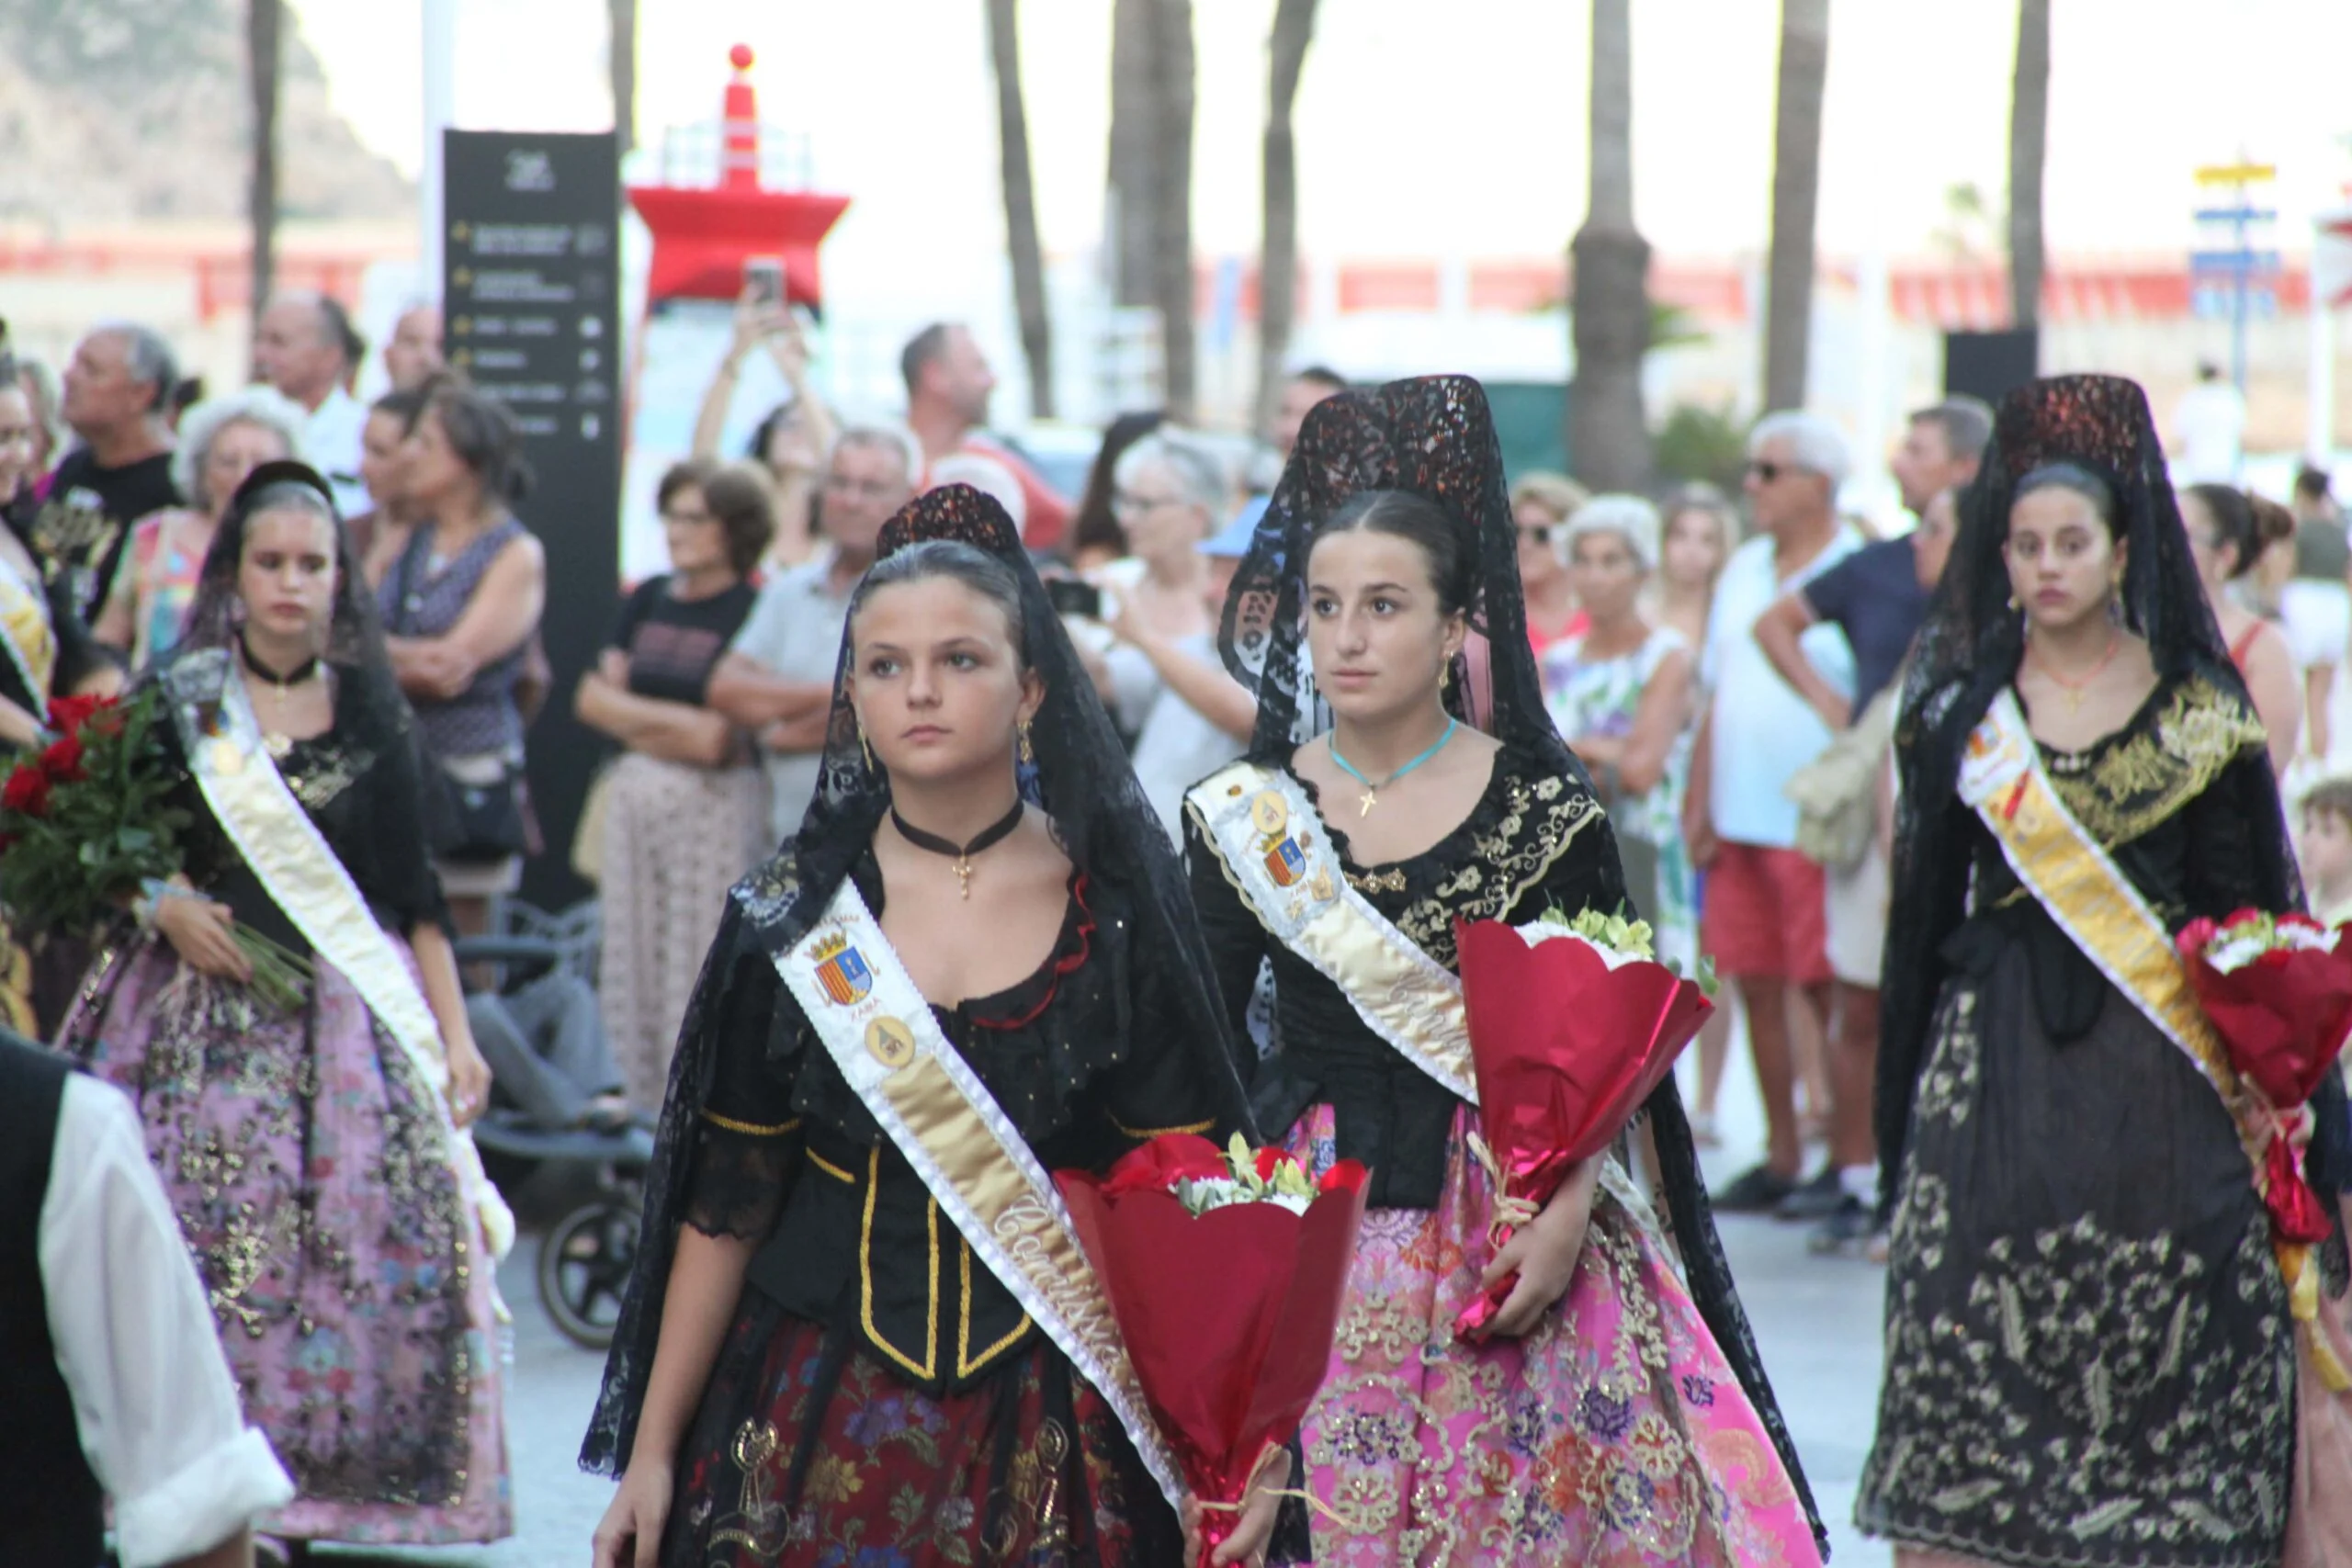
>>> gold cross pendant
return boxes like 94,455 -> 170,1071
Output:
955,858 -> 973,899
1357,788 -> 1377,817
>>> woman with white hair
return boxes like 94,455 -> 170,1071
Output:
1541,493 -> 1699,962
1096,429 -> 1257,837
94,386 -> 307,670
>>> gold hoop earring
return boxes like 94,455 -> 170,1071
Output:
1018,718 -> 1035,766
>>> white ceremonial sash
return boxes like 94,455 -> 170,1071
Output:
1185,761 -> 1478,1104
0,552 -> 55,713
762,877 -> 1187,1514
176,658 -> 515,1262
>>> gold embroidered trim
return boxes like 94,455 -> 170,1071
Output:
1402,775 -> 1603,965
860,1144 -> 939,1381
2043,675 -> 2267,846
699,1109 -> 803,1138
806,1147 -> 855,1183
956,1236 -> 1033,1378
1110,1113 -> 1216,1140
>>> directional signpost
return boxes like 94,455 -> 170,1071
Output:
2191,162 -> 2279,393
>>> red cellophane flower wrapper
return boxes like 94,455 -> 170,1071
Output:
1056,1135 -> 1368,1568
1452,916 -> 1714,1343
2177,910 -> 2352,1245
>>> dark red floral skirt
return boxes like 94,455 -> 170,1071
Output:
664,1294 -> 1184,1567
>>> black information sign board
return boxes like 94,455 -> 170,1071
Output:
444,130 -> 621,909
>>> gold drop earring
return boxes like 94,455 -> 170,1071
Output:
1018,717 -> 1035,766
858,722 -> 874,772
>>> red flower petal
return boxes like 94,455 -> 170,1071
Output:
1317,1159 -> 1368,1195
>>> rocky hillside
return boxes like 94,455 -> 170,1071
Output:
0,0 -> 410,223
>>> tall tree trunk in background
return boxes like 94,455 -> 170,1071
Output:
1149,0 -> 1197,421
2007,0 -> 2051,332
1568,0 -> 1650,490
246,0 -> 281,325
1254,0 -> 1319,438
1106,0 -> 1159,310
608,0 -> 638,154
1760,0 -> 1829,412
987,0 -> 1057,418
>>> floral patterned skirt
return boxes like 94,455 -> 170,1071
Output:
62,931 -> 513,1545
1857,945 -> 2299,1568
665,1293 -> 1185,1567
1283,1103 -> 1821,1568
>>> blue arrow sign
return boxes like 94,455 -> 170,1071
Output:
2194,206 -> 2278,225
2189,249 -> 2283,276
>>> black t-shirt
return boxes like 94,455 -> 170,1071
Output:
20,449 -> 181,625
1802,535 -> 1928,718
608,575 -> 758,705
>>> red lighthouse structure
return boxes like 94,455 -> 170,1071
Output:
626,44 -> 850,309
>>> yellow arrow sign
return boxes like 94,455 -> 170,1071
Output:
2196,163 -> 2277,186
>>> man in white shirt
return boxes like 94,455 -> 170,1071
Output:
709,425 -> 920,844
252,290 -> 369,518
1682,410 -> 1860,1215
2169,360 -> 2246,484
1,1029 -> 294,1566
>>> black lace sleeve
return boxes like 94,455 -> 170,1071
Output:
1182,802 -> 1268,1057
680,931 -> 806,1242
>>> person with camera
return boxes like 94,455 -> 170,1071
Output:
692,284 -> 834,572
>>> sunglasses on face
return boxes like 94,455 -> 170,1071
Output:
1517,523 -> 1556,545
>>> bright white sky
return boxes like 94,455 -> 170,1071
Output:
295,1 -> 2352,269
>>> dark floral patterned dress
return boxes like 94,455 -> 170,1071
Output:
1858,675 -> 2304,1566
660,856 -> 1242,1568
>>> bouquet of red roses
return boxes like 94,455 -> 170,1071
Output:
1452,907 -> 1715,1343
1057,1133 -> 1366,1567
0,691 -> 311,1011
2176,908 -> 2352,1246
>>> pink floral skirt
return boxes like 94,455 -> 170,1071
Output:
1283,1104 -> 1820,1568
62,931 -> 513,1545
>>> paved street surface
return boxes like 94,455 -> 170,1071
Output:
334,1055 -> 1894,1567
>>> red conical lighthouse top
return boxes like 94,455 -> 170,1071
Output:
628,42 -> 850,310
721,43 -> 759,190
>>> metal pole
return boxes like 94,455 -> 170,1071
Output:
422,0 -> 458,299
2314,297 -> 2338,467
2232,181 -> 2250,395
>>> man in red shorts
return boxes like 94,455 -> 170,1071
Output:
1682,411 -> 1862,1212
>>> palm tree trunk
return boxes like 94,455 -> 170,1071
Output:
1254,0 -> 1318,438
1149,0 -> 1197,422
1568,0 -> 1651,490
608,0 -> 639,155
1107,0 -> 1159,310
2007,0 -> 2051,331
246,0 -> 281,321
987,0 -> 1056,419
1761,0 -> 1830,412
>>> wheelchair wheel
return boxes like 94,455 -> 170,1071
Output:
537,1198 -> 640,1350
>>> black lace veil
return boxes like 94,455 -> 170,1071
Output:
1222,375 -> 1824,1551
1878,374 -> 2328,1197
154,459 -> 416,757
582,484 -> 1258,1476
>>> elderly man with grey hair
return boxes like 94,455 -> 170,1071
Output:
23,321 -> 182,623
1746,396 -> 1990,1252
1681,409 -> 1863,1216
252,289 -> 369,517
709,423 -> 922,842
1091,429 -> 1256,837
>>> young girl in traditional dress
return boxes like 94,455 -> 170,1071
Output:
1185,376 -> 1824,1567
586,486 -> 1294,1567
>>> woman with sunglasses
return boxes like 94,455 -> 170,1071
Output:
1510,471 -> 1588,671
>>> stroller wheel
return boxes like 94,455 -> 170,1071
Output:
538,1198 -> 640,1350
